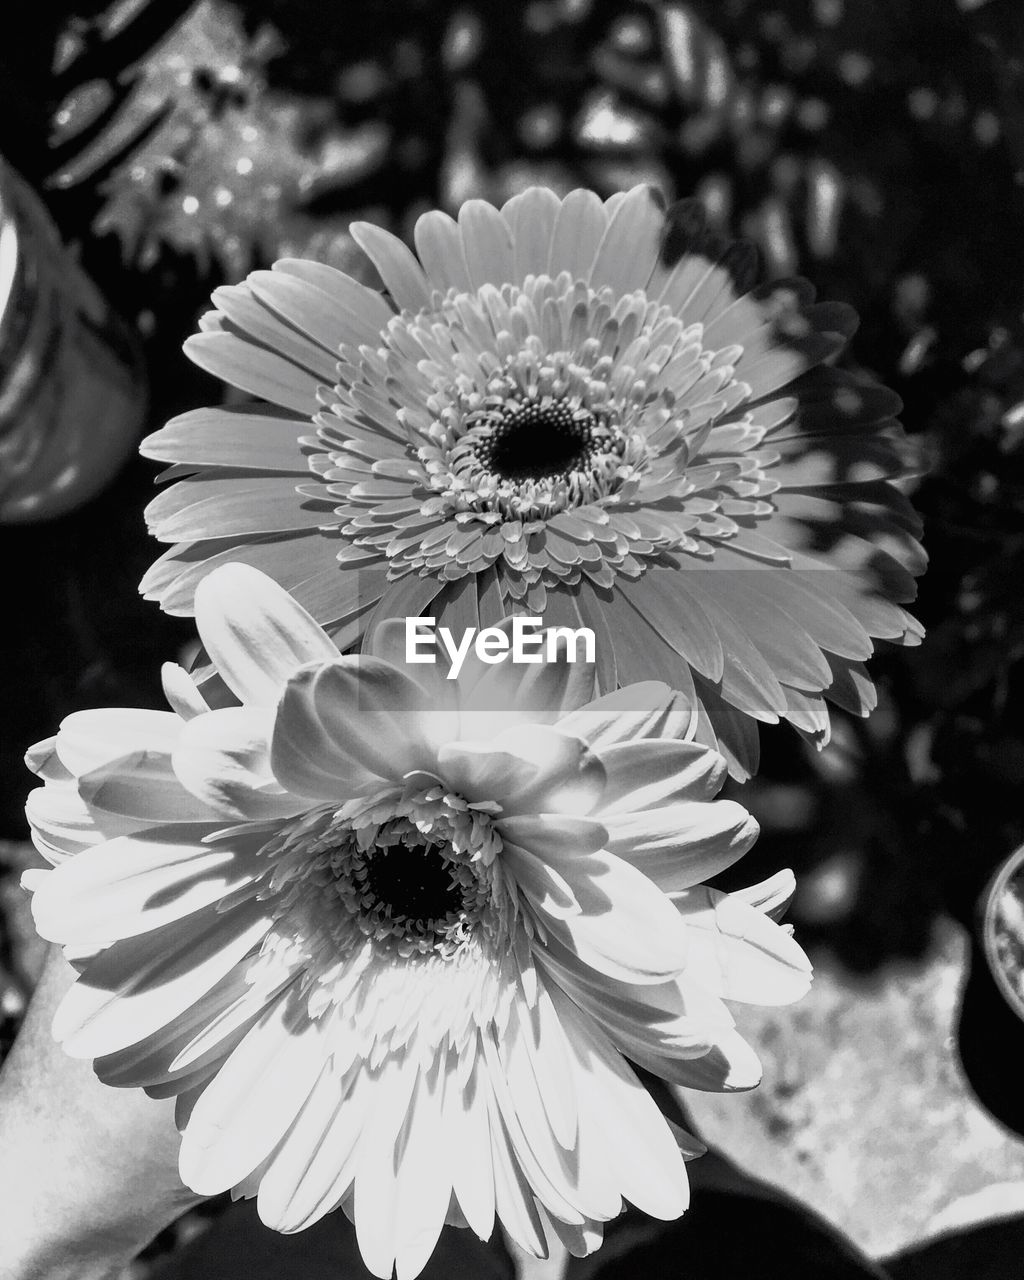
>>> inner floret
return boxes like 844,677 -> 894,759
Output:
469,398 -> 619,482
266,792 -> 510,967
358,839 -> 464,932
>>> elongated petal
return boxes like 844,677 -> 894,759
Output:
179,988 -> 327,1194
522,844 -> 691,985
603,800 -> 758,885
675,886 -> 813,1004
78,749 -> 223,824
29,824 -> 261,946
54,708 -> 182,778
172,708 -> 303,820
26,783 -> 144,863
271,657 -> 440,798
594,738 -> 727,814
194,564 -> 339,706
557,682 -> 697,750
51,898 -> 273,1058
438,726 -> 604,816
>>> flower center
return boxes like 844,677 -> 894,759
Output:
266,790 -> 509,962
359,839 -> 463,929
472,399 -> 610,482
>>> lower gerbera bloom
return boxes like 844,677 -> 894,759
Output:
24,565 -> 810,1278
140,184 -> 924,776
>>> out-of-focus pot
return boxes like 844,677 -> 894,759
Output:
0,159 -> 145,523
956,843 -> 1024,1138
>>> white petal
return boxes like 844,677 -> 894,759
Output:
556,682 -> 697,750
730,869 -> 797,921
183,331 -> 320,416
25,736 -> 72,782
161,662 -> 209,719
349,222 -> 431,312
55,708 -> 182,778
587,184 -> 665,294
498,814 -> 607,860
270,658 -> 439,799
448,1053 -> 497,1241
29,823 -> 262,946
173,707 -> 305,820
485,1085 -> 548,1257
179,988 -> 328,1195
414,210 -> 472,293
643,1029 -> 763,1092
25,782 -> 140,863
675,886 -> 813,1004
481,1029 -> 586,1226
594,739 -> 728,815
53,898 -> 273,1058
78,749 -> 224,823
548,985 -> 689,1220
548,189 -> 607,280
353,1056 -> 422,1278
93,965 -> 269,1088
525,845 -> 690,985
194,564 -> 339,706
603,799 -> 758,886
257,1057 -> 372,1232
438,726 -> 604,816
537,933 -> 731,1067
393,1064 -> 452,1280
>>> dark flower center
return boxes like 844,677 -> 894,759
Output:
361,842 -> 463,926
474,399 -> 604,481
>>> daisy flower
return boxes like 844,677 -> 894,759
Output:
140,185 -> 924,776
24,564 -> 810,1279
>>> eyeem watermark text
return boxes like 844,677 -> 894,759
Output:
406,617 -> 596,680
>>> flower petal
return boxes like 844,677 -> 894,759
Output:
587,184 -> 666,294
194,563 -> 339,706
25,736 -> 72,782
516,840 -> 690,985
25,783 -> 141,863
498,814 -> 607,861
349,222 -> 432,312
556,682 -> 698,749
29,824 -> 263,947
179,986 -> 328,1195
184,332 -> 321,416
54,708 -> 182,778
547,984 -> 689,1220
271,657 -> 440,799
675,886 -> 813,1004
173,708 -> 303,820
603,799 -> 758,886
438,726 -> 605,816
78,749 -> 225,824
594,738 -> 728,814
51,897 -> 273,1058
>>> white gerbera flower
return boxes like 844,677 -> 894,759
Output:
24,565 -> 811,1279
140,184 -> 924,776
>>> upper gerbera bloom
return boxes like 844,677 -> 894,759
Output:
140,185 -> 924,776
24,564 -> 810,1279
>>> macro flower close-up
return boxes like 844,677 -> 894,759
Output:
140,184 -> 925,776
21,563 -> 810,1279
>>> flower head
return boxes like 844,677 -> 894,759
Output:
25,565 -> 810,1278
141,186 -> 924,776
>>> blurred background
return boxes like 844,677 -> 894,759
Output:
3,0 -> 1024,1275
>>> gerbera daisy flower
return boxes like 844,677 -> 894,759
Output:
24,564 -> 810,1278
140,186 -> 924,777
